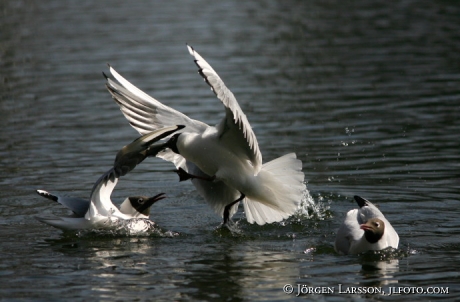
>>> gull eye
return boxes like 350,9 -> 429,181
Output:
138,198 -> 145,204
374,221 -> 380,227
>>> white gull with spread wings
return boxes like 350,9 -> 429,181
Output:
105,45 -> 306,225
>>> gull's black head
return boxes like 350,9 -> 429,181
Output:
360,218 -> 385,244
128,193 -> 166,216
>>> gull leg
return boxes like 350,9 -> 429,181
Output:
223,193 -> 245,224
175,168 -> 216,182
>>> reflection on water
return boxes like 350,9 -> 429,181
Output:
359,249 -> 407,289
172,239 -> 299,301
1,0 -> 460,300
360,259 -> 399,287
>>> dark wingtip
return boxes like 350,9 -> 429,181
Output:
102,71 -> 109,80
36,190 -> 58,202
354,195 -> 368,208
177,125 -> 185,130
187,44 -> 195,57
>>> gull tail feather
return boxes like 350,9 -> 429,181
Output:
243,153 -> 306,225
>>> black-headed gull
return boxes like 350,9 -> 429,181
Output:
105,45 -> 306,225
36,125 -> 183,232
335,195 -> 399,255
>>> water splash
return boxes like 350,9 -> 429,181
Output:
359,247 -> 409,261
73,219 -> 180,238
304,247 -> 316,254
294,187 -> 331,221
213,221 -> 245,237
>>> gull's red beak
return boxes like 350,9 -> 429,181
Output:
360,223 -> 371,231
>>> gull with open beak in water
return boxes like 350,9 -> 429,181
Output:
36,125 -> 183,233
104,45 -> 306,225
334,195 -> 399,255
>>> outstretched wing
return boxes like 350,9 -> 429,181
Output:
114,125 -> 184,176
86,168 -> 119,220
106,66 -> 208,135
105,66 -> 208,168
187,45 -> 262,172
86,125 -> 184,219
36,189 -> 89,217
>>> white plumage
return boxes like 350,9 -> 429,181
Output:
335,195 -> 399,255
105,45 -> 306,225
36,125 -> 182,232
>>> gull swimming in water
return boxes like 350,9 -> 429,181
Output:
36,125 -> 183,232
104,44 -> 306,225
334,195 -> 399,255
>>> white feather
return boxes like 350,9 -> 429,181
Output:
335,196 -> 399,255
36,126 -> 181,231
105,45 -> 307,225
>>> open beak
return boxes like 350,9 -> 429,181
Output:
147,193 -> 166,205
360,223 -> 372,231
135,193 -> 166,215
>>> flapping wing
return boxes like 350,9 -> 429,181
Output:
187,45 -> 263,172
114,125 -> 184,176
86,168 -> 119,220
105,66 -> 208,168
36,189 -> 89,217
106,66 -> 207,135
86,126 -> 184,219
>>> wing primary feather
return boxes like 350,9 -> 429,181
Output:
187,44 -> 263,170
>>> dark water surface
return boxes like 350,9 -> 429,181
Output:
1,1 -> 459,301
